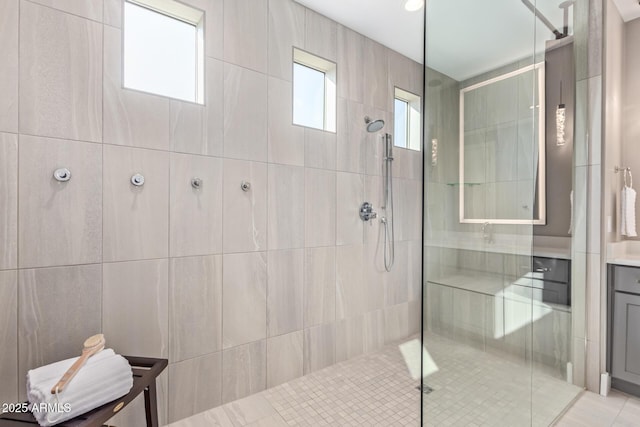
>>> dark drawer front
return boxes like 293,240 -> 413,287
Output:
613,265 -> 640,294
532,257 -> 570,283
530,280 -> 571,305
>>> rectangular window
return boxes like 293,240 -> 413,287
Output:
292,48 -> 336,132
293,63 -> 325,130
394,87 -> 421,151
123,0 -> 204,104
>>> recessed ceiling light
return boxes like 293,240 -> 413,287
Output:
404,0 -> 424,12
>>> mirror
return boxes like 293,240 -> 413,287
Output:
459,63 -> 546,224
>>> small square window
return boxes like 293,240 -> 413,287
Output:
293,48 -> 336,132
394,87 -> 421,151
123,0 -> 204,104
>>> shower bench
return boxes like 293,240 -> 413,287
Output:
0,356 -> 167,427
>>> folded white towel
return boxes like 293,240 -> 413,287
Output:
568,190 -> 573,235
26,349 -> 133,426
621,186 -> 637,237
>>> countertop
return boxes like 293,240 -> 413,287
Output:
607,241 -> 640,268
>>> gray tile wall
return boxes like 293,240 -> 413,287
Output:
0,0 -> 423,423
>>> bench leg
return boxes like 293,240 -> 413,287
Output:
144,383 -> 159,427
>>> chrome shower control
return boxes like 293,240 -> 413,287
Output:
53,168 -> 71,182
359,202 -> 377,222
131,173 -> 145,187
191,177 -> 203,189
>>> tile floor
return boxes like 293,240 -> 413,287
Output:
555,389 -> 640,426
169,332 -> 585,426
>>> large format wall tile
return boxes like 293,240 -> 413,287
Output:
336,172 -> 364,246
103,26 -> 170,151
384,303 -> 409,344
364,39 -> 389,111
103,0 -> 121,27
337,26 -> 364,103
388,50 -> 423,102
0,0 -> 18,132
363,243 -> 385,313
268,164 -> 304,250
305,128 -> 336,170
223,0 -> 267,73
18,264 -> 102,397
268,77 -> 304,166
103,259 -> 168,358
337,98 -> 365,173
266,331 -> 303,388
304,247 -> 335,328
408,299 -> 421,336
169,153 -> 223,257
267,0 -> 305,81
385,240 -> 409,306
336,245 -> 365,319
336,315 -> 364,362
103,145 -> 169,262
169,256 -> 222,362
0,270 -> 17,404
267,249 -> 303,337
303,323 -> 335,374
223,64 -> 268,162
222,340 -> 267,403
170,58 -> 224,156
109,373 -> 168,427
19,136 -> 102,268
363,309 -> 385,354
305,169 -> 336,247
28,0 -> 103,21
222,252 -> 267,348
0,133 -> 17,270
305,9 -> 337,62
168,352 -> 222,423
19,1 -> 102,142
222,159 -> 268,253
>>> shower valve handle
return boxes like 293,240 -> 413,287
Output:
359,202 -> 377,222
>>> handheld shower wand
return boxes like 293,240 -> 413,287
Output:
364,117 -> 395,272
381,133 -> 395,272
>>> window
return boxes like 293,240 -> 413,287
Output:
293,48 -> 336,132
394,87 -> 421,150
123,0 -> 204,104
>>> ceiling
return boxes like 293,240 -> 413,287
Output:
613,0 -> 640,22
295,0 -> 573,82
293,0 -> 424,65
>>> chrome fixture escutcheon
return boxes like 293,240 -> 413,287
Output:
53,168 -> 71,182
191,177 -> 203,189
131,173 -> 145,187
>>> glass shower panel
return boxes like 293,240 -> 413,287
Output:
422,0 -> 585,425
421,0 -> 576,425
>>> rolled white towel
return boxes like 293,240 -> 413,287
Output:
568,190 -> 573,235
621,186 -> 637,237
26,349 -> 133,426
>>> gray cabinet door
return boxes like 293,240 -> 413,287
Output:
612,292 -> 640,385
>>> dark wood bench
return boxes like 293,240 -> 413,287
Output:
0,356 -> 167,427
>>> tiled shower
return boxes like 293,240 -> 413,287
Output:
0,0 -> 422,424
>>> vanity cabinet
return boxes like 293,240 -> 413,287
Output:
611,265 -> 640,390
531,257 -> 571,306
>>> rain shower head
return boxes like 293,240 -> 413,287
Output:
364,116 -> 385,133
